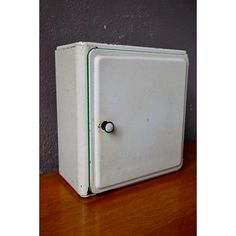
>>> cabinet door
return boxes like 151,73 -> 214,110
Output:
88,48 -> 188,193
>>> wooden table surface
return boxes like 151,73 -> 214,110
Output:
40,142 -> 196,236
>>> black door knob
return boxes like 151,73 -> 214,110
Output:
101,121 -> 114,133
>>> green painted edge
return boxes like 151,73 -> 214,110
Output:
86,47 -> 186,193
86,47 -> 98,191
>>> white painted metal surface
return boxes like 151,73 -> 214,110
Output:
55,42 -> 188,197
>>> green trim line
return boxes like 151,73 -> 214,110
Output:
86,47 -> 98,191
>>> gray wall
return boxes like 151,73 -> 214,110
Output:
40,0 -> 196,173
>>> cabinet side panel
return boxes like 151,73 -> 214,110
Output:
55,48 -> 79,193
75,46 -> 91,196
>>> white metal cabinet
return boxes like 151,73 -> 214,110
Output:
55,42 -> 188,197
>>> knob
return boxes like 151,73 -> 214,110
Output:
101,121 -> 114,133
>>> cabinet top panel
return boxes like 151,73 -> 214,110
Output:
56,42 -> 187,55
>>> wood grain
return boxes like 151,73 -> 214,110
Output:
40,142 -> 196,236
